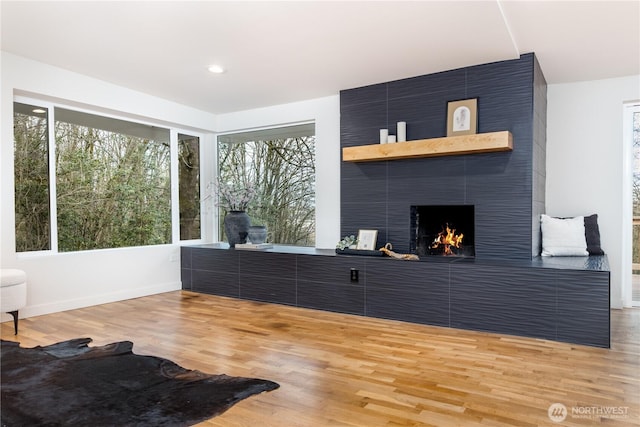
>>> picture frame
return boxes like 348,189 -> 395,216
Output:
356,229 -> 378,250
447,98 -> 478,137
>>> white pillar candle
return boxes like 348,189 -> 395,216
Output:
397,121 -> 406,142
380,129 -> 388,144
387,135 -> 396,143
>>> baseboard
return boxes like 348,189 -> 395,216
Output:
0,281 -> 181,322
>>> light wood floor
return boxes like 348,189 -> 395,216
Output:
2,291 -> 639,426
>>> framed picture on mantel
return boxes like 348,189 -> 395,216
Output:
447,98 -> 478,137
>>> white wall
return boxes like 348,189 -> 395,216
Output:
1,52 -> 341,322
1,52 -> 218,320
547,75 -> 640,308
215,96 -> 341,249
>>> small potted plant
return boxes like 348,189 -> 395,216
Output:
336,235 -> 358,251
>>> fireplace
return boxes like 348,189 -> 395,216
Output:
410,205 -> 475,258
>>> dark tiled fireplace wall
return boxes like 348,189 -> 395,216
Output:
340,53 -> 547,260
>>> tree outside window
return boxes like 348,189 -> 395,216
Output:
178,134 -> 201,241
217,124 -> 316,247
13,100 -> 201,252
14,103 -> 51,252
54,109 -> 172,251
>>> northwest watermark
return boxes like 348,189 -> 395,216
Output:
548,403 -> 629,422
548,403 -> 567,422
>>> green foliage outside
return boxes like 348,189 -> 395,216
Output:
15,101 -> 312,252
218,136 -> 316,246
54,123 -> 171,251
14,103 -> 177,252
178,135 -> 201,240
14,106 -> 50,252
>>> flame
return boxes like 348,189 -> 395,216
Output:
431,224 -> 464,255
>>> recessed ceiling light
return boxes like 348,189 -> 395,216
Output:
208,65 -> 225,74
32,109 -> 46,114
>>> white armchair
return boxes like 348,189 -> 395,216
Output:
1,269 -> 27,334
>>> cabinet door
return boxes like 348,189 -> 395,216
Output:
365,260 -> 450,327
450,264 -> 556,340
556,270 -> 610,347
189,248 -> 239,297
297,255 -> 366,315
238,251 -> 296,305
181,247 -> 192,290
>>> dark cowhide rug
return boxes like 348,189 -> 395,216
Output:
1,338 -> 279,426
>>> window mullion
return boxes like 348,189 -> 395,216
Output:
48,106 -> 59,253
170,129 -> 180,244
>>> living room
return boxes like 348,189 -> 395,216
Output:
1,1 -> 639,425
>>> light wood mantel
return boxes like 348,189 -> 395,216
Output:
342,130 -> 513,162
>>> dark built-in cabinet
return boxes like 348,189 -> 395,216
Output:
181,245 -> 610,348
365,261 -> 450,327
297,255 -> 366,315
239,251 -> 297,305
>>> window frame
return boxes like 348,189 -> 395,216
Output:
215,121 -> 317,247
13,95 -> 206,256
173,130 -> 204,244
624,101 -> 640,306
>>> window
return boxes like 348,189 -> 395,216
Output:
631,104 -> 640,305
54,108 -> 171,251
13,99 -> 202,252
178,134 -> 201,240
14,102 -> 51,252
217,123 -> 316,246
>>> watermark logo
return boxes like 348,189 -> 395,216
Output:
548,403 -> 629,422
548,403 -> 567,423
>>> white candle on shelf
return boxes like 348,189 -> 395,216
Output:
397,121 -> 406,142
380,129 -> 388,144
387,135 -> 396,143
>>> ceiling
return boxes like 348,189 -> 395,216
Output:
1,1 -> 638,115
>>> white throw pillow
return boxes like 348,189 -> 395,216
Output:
540,214 -> 588,256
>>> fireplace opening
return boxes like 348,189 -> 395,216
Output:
410,205 -> 475,258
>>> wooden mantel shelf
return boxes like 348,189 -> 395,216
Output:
342,131 -> 513,162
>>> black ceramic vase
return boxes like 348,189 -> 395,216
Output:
224,211 -> 250,247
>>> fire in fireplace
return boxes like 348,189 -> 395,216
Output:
431,224 -> 464,255
410,205 -> 475,257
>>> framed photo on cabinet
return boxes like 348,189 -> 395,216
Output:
447,98 -> 477,136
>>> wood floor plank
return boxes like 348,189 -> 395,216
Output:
1,291 -> 638,426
